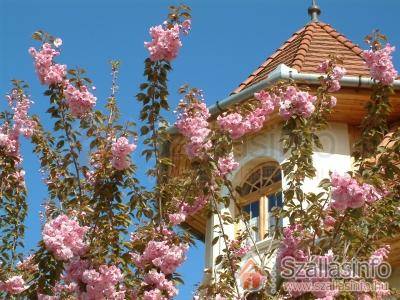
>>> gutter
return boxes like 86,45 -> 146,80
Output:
167,63 -> 400,134
209,63 -> 400,116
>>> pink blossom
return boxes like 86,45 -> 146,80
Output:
331,172 -> 363,210
330,172 -> 383,211
254,90 -> 279,109
317,60 -> 346,92
50,262 -> 125,299
332,66 -> 346,80
168,195 -> 208,226
0,132 -> 9,146
0,275 -> 28,294
29,43 -> 66,85
363,183 -> 383,204
168,212 -> 187,226
147,241 -> 188,274
278,224 -> 308,262
0,130 -> 18,156
249,90 -> 276,130
132,240 -> 188,275
182,195 -> 208,215
81,265 -> 125,300
63,258 -> 90,282
329,96 -> 337,108
217,90 -> 276,139
144,270 -> 178,298
145,24 -> 182,61
279,86 -> 316,119
111,137 -> 136,170
323,215 -> 336,231
64,84 -> 97,118
327,79 -> 340,92
6,89 -> 36,138
362,44 -> 398,85
228,239 -> 251,258
369,245 -> 390,267
42,214 -> 89,261
175,99 -> 211,158
1,89 -> 36,160
217,112 -> 248,139
217,152 -> 239,176
144,288 -> 167,300
180,19 -> 191,35
328,65 -> 346,92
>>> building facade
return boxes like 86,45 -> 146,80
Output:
169,3 -> 400,297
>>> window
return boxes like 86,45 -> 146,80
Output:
239,162 -> 282,241
243,201 -> 260,242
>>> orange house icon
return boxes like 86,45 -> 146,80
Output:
238,258 -> 266,291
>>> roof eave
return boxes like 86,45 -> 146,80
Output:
167,63 -> 400,135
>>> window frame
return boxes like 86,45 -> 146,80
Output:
237,162 -> 282,240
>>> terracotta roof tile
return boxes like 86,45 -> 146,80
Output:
232,22 -> 371,94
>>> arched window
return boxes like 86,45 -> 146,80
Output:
238,161 -> 283,241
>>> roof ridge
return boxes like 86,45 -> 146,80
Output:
291,23 -> 317,71
317,22 -> 365,58
251,25 -> 307,78
231,26 -> 308,94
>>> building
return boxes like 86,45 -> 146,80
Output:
168,1 -> 400,296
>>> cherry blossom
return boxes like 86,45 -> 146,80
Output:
81,265 -> 125,300
279,86 -> 316,119
180,19 -> 192,35
168,212 -> 187,226
277,224 -> 308,262
111,136 -> 136,170
317,59 -> 347,92
228,239 -> 251,258
1,89 -> 36,160
64,83 -> 97,118
144,288 -> 167,300
132,240 -> 188,274
323,215 -> 336,231
168,195 -> 208,226
42,214 -> 89,261
0,275 -> 28,294
29,43 -> 66,85
217,90 -> 276,139
369,245 -> 390,267
330,172 -> 383,211
145,24 -> 182,61
175,97 -> 211,158
217,112 -> 247,139
217,152 -> 239,177
144,270 -> 178,298
362,44 -> 398,85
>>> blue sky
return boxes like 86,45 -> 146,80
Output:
1,0 -> 399,298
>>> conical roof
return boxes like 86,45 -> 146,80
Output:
233,22 -> 370,94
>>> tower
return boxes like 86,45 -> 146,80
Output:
168,0 -> 400,293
